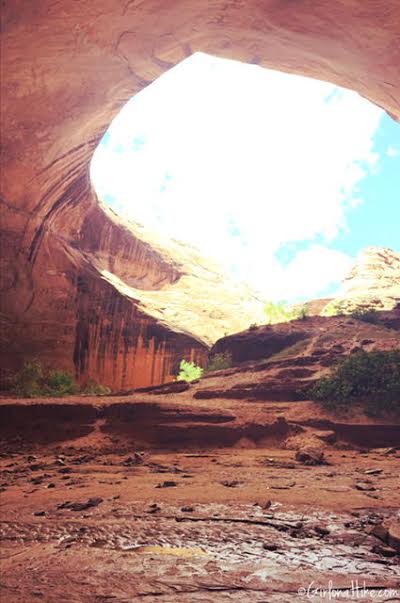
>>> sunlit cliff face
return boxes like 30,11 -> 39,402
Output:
91,52 -> 399,303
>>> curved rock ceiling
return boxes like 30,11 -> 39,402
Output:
1,0 -> 399,389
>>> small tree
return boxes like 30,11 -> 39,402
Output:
206,351 -> 232,373
46,370 -> 78,396
177,359 -> 203,382
264,300 -> 308,325
10,361 -> 80,397
11,360 -> 44,397
83,379 -> 111,395
350,309 -> 380,324
298,303 -> 309,320
264,300 -> 287,324
311,350 -> 400,416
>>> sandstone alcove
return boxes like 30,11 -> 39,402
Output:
1,1 -> 399,390
1,4 -> 400,599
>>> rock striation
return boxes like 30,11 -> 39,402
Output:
322,247 -> 400,315
0,196 -> 266,390
341,246 -> 400,303
201,309 -> 400,410
1,1 -> 400,389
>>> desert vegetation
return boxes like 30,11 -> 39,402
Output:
350,308 -> 380,324
205,351 -> 233,373
311,350 -> 400,416
8,361 -> 110,397
321,298 -> 390,319
321,300 -> 346,317
264,300 -> 308,325
176,359 -> 203,382
82,379 -> 112,395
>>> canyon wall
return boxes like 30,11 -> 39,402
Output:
1,193 -> 209,390
321,247 -> 400,315
341,247 -> 400,303
1,0 -> 399,389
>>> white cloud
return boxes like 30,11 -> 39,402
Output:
387,146 -> 400,157
269,246 -> 354,300
91,52 -> 383,301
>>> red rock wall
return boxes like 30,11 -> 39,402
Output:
73,269 -> 207,390
0,189 -> 207,390
79,203 -> 182,292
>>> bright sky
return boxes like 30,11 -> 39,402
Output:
91,52 -> 400,302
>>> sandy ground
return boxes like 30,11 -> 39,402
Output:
1,422 -> 399,602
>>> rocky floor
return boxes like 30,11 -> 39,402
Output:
1,322 -> 400,603
1,443 -> 399,602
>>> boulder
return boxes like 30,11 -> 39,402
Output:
370,524 -> 389,542
354,481 -> 376,492
388,521 -> 400,552
314,430 -> 336,444
295,447 -> 325,466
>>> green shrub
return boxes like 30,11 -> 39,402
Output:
11,360 -> 44,397
264,300 -> 308,325
321,300 -> 345,317
10,361 -> 79,398
321,298 -> 385,318
350,309 -> 380,324
46,370 -> 78,396
206,351 -> 232,373
311,350 -> 400,416
264,300 -> 289,324
298,303 -> 309,320
83,379 -> 111,395
177,359 -> 203,382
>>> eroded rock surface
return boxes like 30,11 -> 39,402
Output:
343,248 -> 400,297
210,311 -> 400,364
322,247 -> 400,315
1,433 -> 399,602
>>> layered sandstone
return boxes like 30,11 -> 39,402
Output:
210,309 -> 400,364
1,1 -> 400,390
0,194 -> 267,390
322,247 -> 400,315
341,246 -> 400,301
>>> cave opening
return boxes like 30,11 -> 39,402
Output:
91,52 -> 400,305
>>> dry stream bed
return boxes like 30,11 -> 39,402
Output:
0,443 -> 399,602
